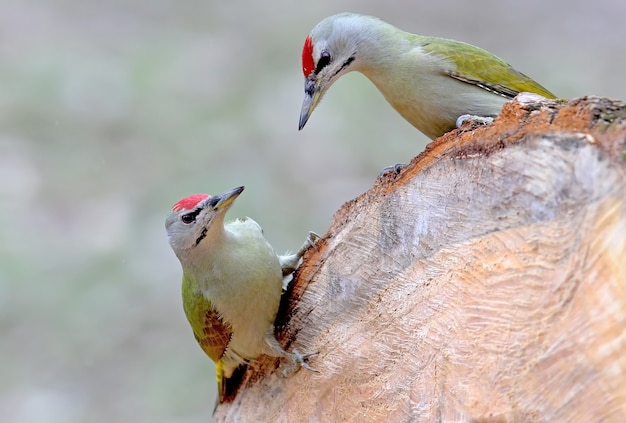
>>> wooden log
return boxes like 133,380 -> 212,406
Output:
215,96 -> 626,423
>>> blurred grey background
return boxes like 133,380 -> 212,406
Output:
1,0 -> 625,422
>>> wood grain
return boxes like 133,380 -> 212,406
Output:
216,96 -> 626,422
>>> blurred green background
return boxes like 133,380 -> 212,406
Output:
2,0 -> 625,421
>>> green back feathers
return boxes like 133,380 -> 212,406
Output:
420,36 -> 556,99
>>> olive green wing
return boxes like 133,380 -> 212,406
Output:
181,275 -> 232,364
420,36 -> 556,99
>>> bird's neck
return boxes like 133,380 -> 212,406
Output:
348,20 -> 455,137
182,221 -> 230,286
351,23 -> 428,96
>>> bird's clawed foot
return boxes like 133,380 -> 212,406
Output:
303,231 -> 321,253
379,163 -> 405,176
456,114 -> 494,129
281,348 -> 319,376
279,231 -> 321,277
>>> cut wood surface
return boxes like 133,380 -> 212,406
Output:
215,96 -> 626,423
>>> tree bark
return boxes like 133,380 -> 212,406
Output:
215,96 -> 626,423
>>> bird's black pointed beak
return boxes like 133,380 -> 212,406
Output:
299,76 -> 322,130
209,186 -> 244,211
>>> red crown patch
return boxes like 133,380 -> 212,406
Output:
172,194 -> 209,212
302,35 -> 315,77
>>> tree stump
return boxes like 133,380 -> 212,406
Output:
215,96 -> 626,423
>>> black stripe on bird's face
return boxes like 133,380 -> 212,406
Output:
331,56 -> 354,79
194,227 -> 208,247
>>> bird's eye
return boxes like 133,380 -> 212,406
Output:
315,51 -> 332,74
181,207 -> 202,224
181,213 -> 196,224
